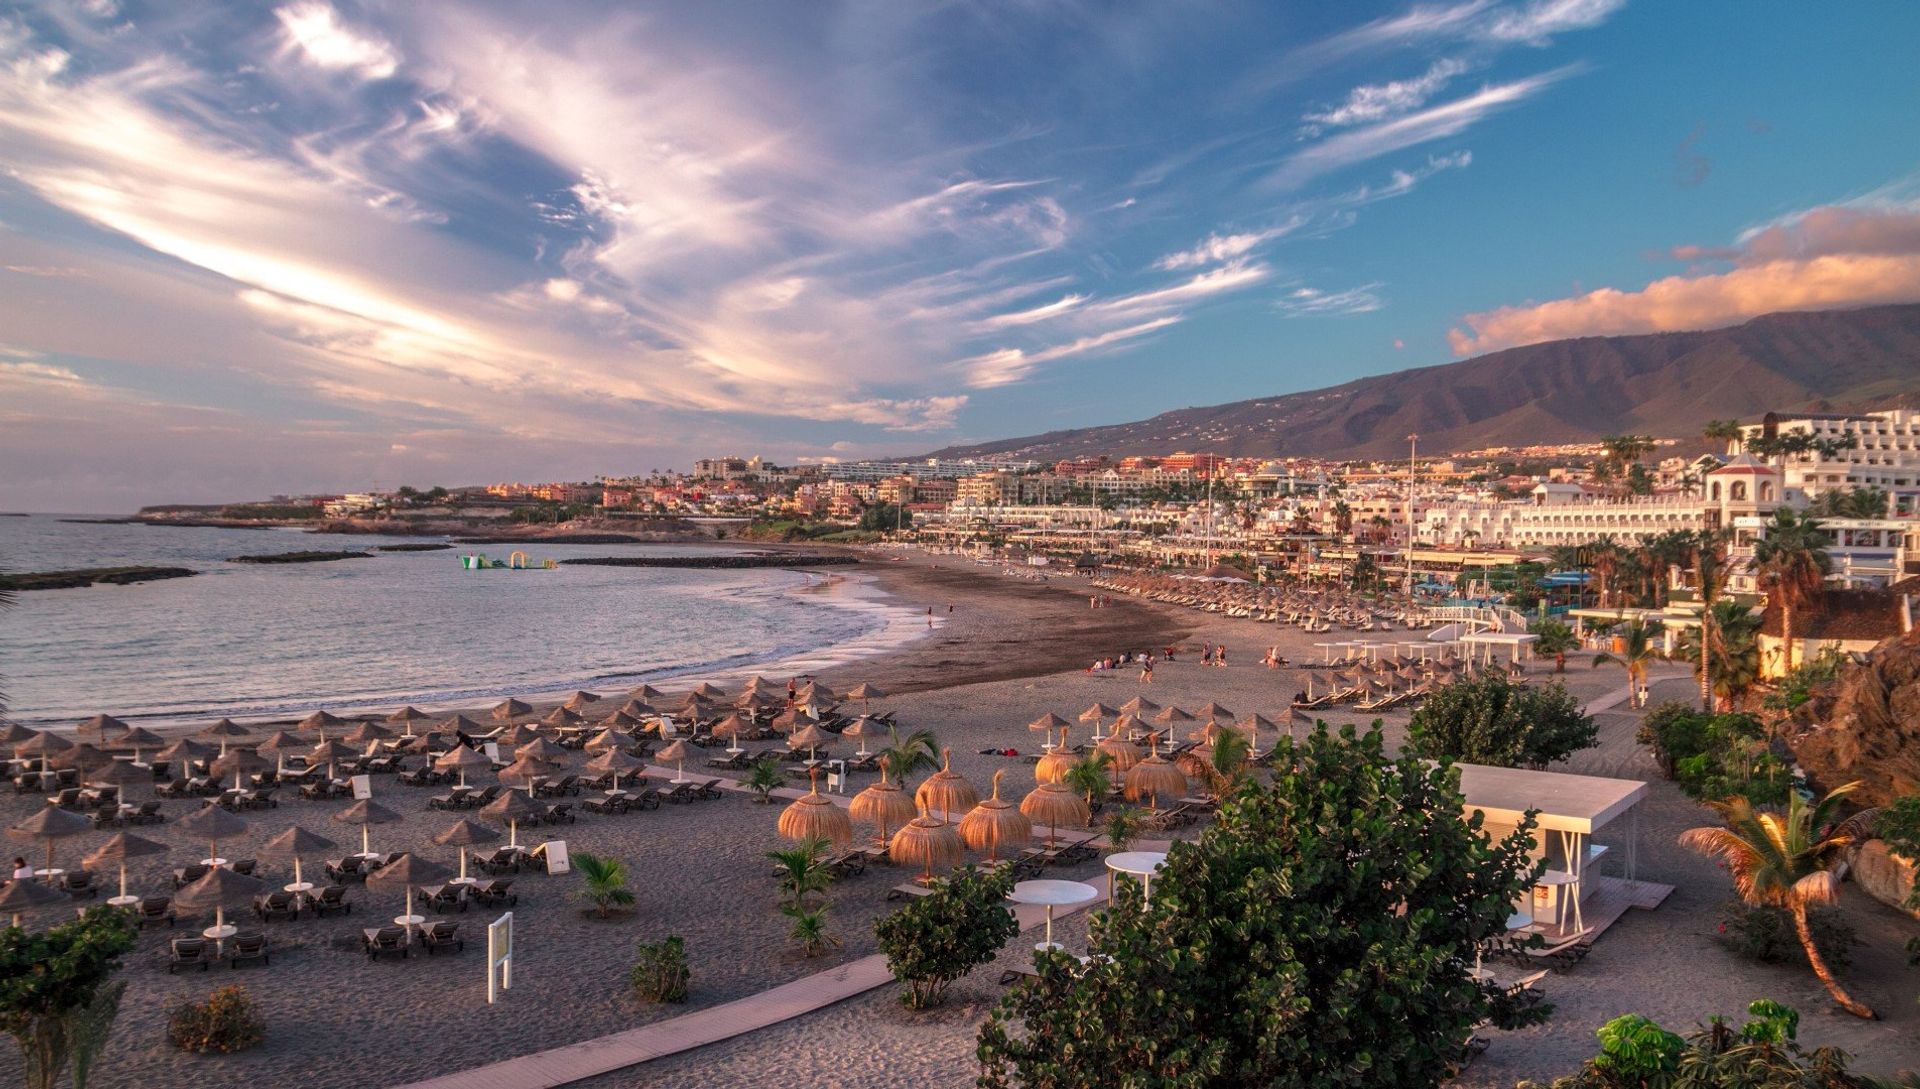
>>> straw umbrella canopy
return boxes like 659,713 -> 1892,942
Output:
255,730 -> 305,774
119,729 -> 167,764
343,720 -> 394,747
742,675 -> 776,693
0,874 -> 68,928
366,853 -> 451,935
778,769 -> 852,850
175,803 -> 250,867
172,865 -> 266,950
914,748 -> 978,823
385,706 -> 434,734
330,799 -> 400,858
1125,752 -> 1188,811
74,714 -> 131,743
709,714 -> 751,754
85,758 -> 149,797
1028,712 -> 1069,752
850,769 -> 915,845
196,718 -> 251,755
1079,702 -> 1120,739
0,722 -> 36,746
15,729 -> 73,773
840,715 -> 880,757
1095,731 -> 1145,774
1034,733 -> 1075,785
844,682 -> 885,715
432,819 -> 498,883
561,690 -> 602,711
498,724 -> 541,748
299,710 -> 346,739
491,698 -> 532,722
440,714 -> 487,739
691,681 -> 727,699
958,769 -> 1030,862
735,691 -> 784,714
434,744 -> 492,789
1196,701 -> 1234,723
1235,713 -> 1279,753
656,739 -> 693,784
583,727 -> 629,754
1118,696 -> 1160,719
786,724 -> 833,764
307,739 -> 356,780
769,708 -> 817,735
83,831 -> 170,901
598,709 -> 643,731
260,826 -> 335,890
1019,781 -> 1089,848
619,699 -> 657,720
890,805 -> 965,881
628,683 -> 665,701
210,748 -> 269,791
495,754 -> 555,795
8,805 -> 92,874
584,747 -> 645,793
479,789 -> 541,848
542,706 -> 585,729
514,737 -> 571,764
54,742 -> 111,774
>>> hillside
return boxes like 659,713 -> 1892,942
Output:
925,304 -> 1920,462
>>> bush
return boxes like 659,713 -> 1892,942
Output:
876,866 -> 1018,1009
167,986 -> 264,1054
630,936 -> 690,1003
1715,900 -> 1856,969
1637,700 -> 1711,780
1521,1001 -> 1882,1089
1,907 -> 137,1089
1637,704 -> 1792,804
1406,672 -> 1597,768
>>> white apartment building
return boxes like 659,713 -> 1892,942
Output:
1419,484 -> 1709,548
1745,409 -> 1920,513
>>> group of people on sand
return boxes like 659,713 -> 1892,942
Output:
1088,594 -> 1115,608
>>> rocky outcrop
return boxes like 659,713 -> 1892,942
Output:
1851,840 -> 1918,919
1788,632 -> 1920,806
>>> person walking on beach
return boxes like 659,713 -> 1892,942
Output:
1216,645 -> 1228,667
1139,654 -> 1154,684
926,606 -> 934,628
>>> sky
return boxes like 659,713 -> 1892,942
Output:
3,1 -> 1919,510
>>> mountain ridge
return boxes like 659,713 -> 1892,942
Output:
923,304 -> 1920,462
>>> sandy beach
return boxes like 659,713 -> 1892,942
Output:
3,552 -> 1916,1089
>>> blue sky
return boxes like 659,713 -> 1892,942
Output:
3,1 -> 1918,509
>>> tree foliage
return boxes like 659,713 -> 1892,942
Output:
977,723 -> 1548,1089
1530,618 -> 1580,671
571,852 -> 636,918
0,907 -> 137,1089
1406,672 -> 1597,768
875,866 -> 1019,1009
630,935 -> 691,1003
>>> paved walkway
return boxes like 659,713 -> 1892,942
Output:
390,885 -> 1109,1089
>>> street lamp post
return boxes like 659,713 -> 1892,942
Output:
1405,433 -> 1418,595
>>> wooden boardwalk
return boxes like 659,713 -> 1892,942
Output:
391,876 -> 1108,1089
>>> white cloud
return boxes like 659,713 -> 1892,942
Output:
960,317 -> 1182,388
1305,58 -> 1471,130
275,3 -> 399,80
1483,0 -> 1626,45
1155,219 -> 1304,270
1275,282 -> 1386,317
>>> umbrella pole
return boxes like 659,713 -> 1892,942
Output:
118,863 -> 128,899
362,826 -> 371,856
509,819 -> 519,849
459,853 -> 468,882
294,857 -> 304,886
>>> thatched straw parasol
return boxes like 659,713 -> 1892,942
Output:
366,853 -> 451,936
85,758 -> 148,795
709,714 -> 751,754
1125,752 -> 1188,811
172,865 -> 266,952
598,709 -> 643,731
299,710 -> 346,738
850,768 -> 915,844
260,826 -> 335,889
440,714 -> 487,738
330,799 -> 400,858
498,724 -> 540,747
514,737 -> 571,764
795,681 -> 835,707
562,690 -> 602,711
619,700 -> 657,720
691,681 -> 727,699
0,873 -> 69,927
1079,702 -> 1119,739
343,720 -> 394,747
584,747 -> 645,792
769,708 -> 816,735
841,715 -> 880,757
1034,731 -> 1075,785
959,770 -> 1030,862
583,727 -> 628,754
542,706 -> 584,729
915,748 -> 978,823
435,744 -> 491,788
307,739 -> 355,780
1119,696 -> 1160,719
196,718 -> 251,755
385,706 -> 434,734
628,683 -> 665,701
17,729 -> 73,773
787,724 -> 833,764
255,730 -> 305,774
778,769 -> 852,850
656,739 -> 692,784
210,748 -> 269,791
54,742 -> 111,773
1096,731 -> 1144,774
890,805 -> 965,880
83,831 -> 169,902
496,754 -> 555,794
0,722 -> 35,746
492,698 -> 532,722
8,804 -> 93,874
175,803 -> 249,867
480,789 -> 540,848
1019,780 -> 1088,847
432,819 -> 498,882
742,674 -> 776,692
1028,712 -> 1069,752
845,682 -> 885,715
1197,701 -> 1234,723
75,714 -> 131,742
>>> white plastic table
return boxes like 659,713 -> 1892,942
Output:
200,857 -> 228,868
284,881 -> 315,894
107,894 -> 139,908
1009,879 -> 1100,952
1104,851 -> 1168,903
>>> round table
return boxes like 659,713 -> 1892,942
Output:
200,857 -> 228,868
1009,879 -> 1100,952
1104,851 -> 1168,904
394,913 -> 425,931
448,876 -> 479,887
1505,910 -> 1536,932
1467,966 -> 1494,983
34,867 -> 65,881
107,894 -> 140,908
284,881 -> 315,894
203,923 -> 237,942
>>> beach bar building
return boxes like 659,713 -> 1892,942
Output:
1455,763 -> 1671,937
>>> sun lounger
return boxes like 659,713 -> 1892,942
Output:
823,850 -> 867,878
659,782 -> 699,804
228,930 -> 269,969
167,937 -> 210,973
325,856 -> 368,883
472,880 -> 516,907
539,803 -> 575,825
362,926 -> 408,960
137,896 -> 176,928
254,890 -> 298,922
172,864 -> 210,888
998,962 -> 1043,986
228,858 -> 257,876
425,884 -> 468,914
421,920 -> 464,955
886,882 -> 938,901
473,848 -> 520,876
309,885 -> 352,917
1528,932 -> 1594,970
695,778 -> 725,800
126,799 -> 164,825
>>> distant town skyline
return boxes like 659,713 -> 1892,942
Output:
4,1 -> 1919,509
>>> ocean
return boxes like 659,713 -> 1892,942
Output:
0,515 -> 914,729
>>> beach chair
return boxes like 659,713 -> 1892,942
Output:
695,779 -> 725,800
823,850 -> 867,878
659,783 -> 699,805
324,856 -> 368,883
362,926 -> 408,961
167,937 -> 211,973
539,803 -> 576,825
421,921 -> 465,955
1501,970 -> 1549,1011
466,785 -> 501,809
90,807 -> 122,830
1529,932 -> 1594,970
473,848 -> 520,876
172,864 -> 210,889
62,870 -> 100,900
243,788 -> 278,810
398,766 -> 436,787
136,896 -> 176,928
424,884 -> 468,914
229,858 -> 257,876
47,787 -> 83,810
228,931 -> 269,969
299,780 -> 336,801
472,880 -> 516,907
253,891 -> 298,922
309,885 -> 352,917
534,775 -> 579,798
885,882 -> 937,901
428,785 -> 473,811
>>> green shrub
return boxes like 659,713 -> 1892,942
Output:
1406,672 -> 1597,768
630,936 -> 690,1003
166,986 -> 264,1054
1636,705 -> 1791,803
0,907 -> 137,1089
1715,900 -> 1856,969
876,866 -> 1018,1009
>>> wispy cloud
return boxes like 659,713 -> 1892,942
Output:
1155,219 -> 1304,270
275,2 -> 399,80
1303,58 -> 1471,131
1276,282 -> 1386,317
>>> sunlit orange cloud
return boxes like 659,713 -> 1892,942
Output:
1448,205 -> 1920,355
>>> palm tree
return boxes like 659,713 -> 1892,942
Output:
879,727 -> 939,784
1102,807 -> 1142,854
1592,619 -> 1661,706
1703,418 -> 1744,454
1751,509 -> 1831,673
1586,537 -> 1622,608
1529,618 -> 1579,673
572,852 -> 636,918
1690,528 -> 1730,712
1330,500 -> 1353,537
1200,729 -> 1252,794
1679,784 -> 1876,1019
1062,753 -> 1112,811
782,903 -> 839,957
766,838 -> 830,910
744,757 -> 784,804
